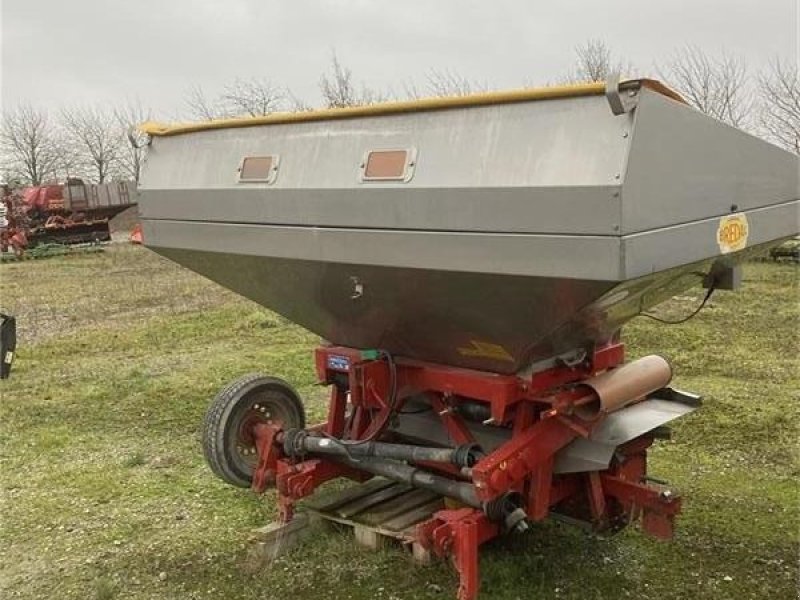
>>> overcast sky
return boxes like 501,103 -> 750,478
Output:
1,0 -> 797,120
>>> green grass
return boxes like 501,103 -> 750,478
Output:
1,245 -> 797,599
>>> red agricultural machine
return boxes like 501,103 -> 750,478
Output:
0,179 -> 137,256
232,345 -> 696,600
137,78 -> 799,599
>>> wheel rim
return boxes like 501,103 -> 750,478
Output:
228,389 -> 300,474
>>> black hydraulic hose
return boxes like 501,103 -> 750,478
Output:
335,349 -> 398,446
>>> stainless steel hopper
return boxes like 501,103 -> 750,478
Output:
138,79 -> 799,373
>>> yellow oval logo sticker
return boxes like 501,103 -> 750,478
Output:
717,213 -> 749,254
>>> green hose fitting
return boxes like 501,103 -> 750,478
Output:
360,349 -> 381,361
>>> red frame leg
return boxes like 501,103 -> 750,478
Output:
417,509 -> 500,600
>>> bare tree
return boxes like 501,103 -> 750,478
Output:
184,78 -> 285,120
661,46 -> 753,128
0,104 -> 62,185
320,52 -> 358,108
759,58 -> 799,154
286,89 -> 314,112
184,84 -> 223,120
566,39 -> 632,83
221,77 -> 284,117
115,102 -> 152,183
61,106 -> 123,183
320,52 -> 387,108
404,69 -> 489,99
52,132 -> 89,182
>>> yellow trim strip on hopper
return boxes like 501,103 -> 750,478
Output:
140,79 -> 684,137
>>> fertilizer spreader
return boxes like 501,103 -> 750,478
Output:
138,77 -> 799,599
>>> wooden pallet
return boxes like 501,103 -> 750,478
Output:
307,477 -> 445,559
249,478 -> 445,564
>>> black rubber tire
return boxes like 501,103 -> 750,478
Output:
202,374 -> 305,488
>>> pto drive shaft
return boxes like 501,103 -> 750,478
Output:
282,429 -> 481,468
281,430 -> 528,529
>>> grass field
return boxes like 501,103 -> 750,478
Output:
1,244 -> 797,600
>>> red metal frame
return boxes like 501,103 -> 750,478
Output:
417,509 -> 499,600
249,342 -> 683,600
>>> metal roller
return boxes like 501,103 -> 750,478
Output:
573,355 -> 673,420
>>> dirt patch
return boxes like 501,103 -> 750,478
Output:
0,244 -> 244,344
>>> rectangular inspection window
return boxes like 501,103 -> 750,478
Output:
360,148 -> 416,182
238,155 -> 279,184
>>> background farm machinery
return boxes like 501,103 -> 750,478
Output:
0,179 -> 137,256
